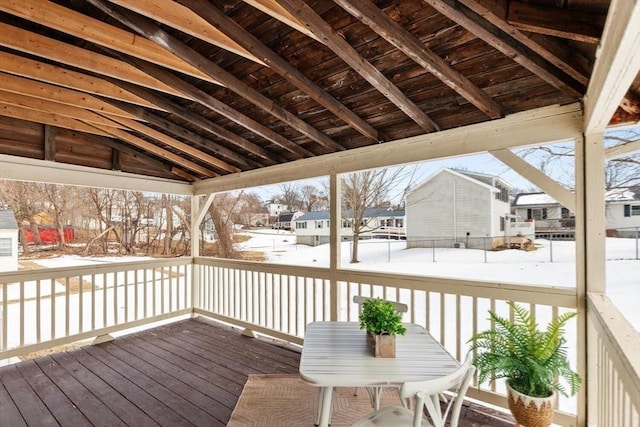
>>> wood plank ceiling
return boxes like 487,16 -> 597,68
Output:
0,0 -> 637,183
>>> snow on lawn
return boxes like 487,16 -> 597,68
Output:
239,230 -> 640,331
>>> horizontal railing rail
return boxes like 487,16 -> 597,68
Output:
0,258 -> 192,360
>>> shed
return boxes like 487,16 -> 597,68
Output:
0,210 -> 19,272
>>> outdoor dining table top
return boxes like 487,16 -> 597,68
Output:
299,321 -> 460,388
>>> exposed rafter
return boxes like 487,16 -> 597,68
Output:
0,0 -> 222,86
123,57 -> 312,159
0,52 -> 157,109
111,78 -> 283,166
334,0 -> 503,119
0,23 -> 181,98
424,0 -> 584,98
177,0 -> 381,143
506,1 -> 604,44
458,0 -> 590,86
277,0 -> 440,133
89,0 -> 346,154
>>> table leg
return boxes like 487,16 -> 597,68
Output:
316,386 -> 333,427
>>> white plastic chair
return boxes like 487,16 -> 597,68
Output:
352,353 -> 475,427
353,295 -> 409,409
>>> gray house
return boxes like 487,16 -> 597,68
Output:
0,210 -> 19,272
405,168 -> 517,249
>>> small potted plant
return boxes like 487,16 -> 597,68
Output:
468,302 -> 581,427
359,298 -> 406,358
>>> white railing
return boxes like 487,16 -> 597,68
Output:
1,256 -> 639,426
587,293 -> 640,426
193,257 -> 579,425
0,258 -> 191,360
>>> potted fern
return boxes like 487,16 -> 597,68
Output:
359,298 -> 406,358
468,302 -> 581,427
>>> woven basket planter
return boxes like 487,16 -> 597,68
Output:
507,383 -> 556,427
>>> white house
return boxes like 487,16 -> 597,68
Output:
0,210 -> 19,272
405,168 -> 522,249
295,208 -> 405,246
514,187 -> 640,238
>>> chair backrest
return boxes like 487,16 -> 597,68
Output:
399,353 -> 475,427
353,295 -> 408,314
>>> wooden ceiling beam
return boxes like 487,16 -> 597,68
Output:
0,0 -> 222,86
0,51 -> 159,110
424,0 -> 584,98
112,81 -> 278,167
0,72 -> 137,120
89,0 -> 345,154
104,99 -> 258,169
0,103 -> 112,136
104,115 -> 240,174
244,0 -> 317,40
0,23 -> 183,99
85,122 -> 217,178
335,0 -> 503,120
81,133 -> 181,176
108,0 -> 262,64
0,90 -> 125,130
178,0 -> 381,142
459,0 -> 589,85
506,1 -> 604,44
277,0 -> 440,133
126,57 -> 312,160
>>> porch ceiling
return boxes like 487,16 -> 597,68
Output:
0,0 -> 638,185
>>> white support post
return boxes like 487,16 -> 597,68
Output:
190,193 -> 215,316
329,171 -> 341,321
577,131 -> 607,427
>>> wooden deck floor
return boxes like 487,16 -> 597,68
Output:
0,318 -> 514,426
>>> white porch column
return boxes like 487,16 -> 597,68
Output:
329,170 -> 341,321
577,131 -> 607,427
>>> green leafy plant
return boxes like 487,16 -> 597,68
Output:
468,302 -> 581,398
359,298 -> 406,336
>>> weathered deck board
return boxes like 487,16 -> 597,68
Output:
0,317 -> 513,426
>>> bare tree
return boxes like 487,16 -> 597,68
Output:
342,167 -> 413,263
0,180 -> 44,253
207,192 -> 243,259
300,184 -> 323,212
277,183 -> 301,211
519,130 -> 640,190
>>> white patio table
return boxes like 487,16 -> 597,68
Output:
299,321 -> 460,427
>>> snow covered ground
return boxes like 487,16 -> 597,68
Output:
239,230 -> 640,331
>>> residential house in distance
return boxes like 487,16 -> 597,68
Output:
405,168 -> 529,249
295,208 -> 405,246
514,187 -> 640,238
0,210 -> 18,272
273,211 -> 303,230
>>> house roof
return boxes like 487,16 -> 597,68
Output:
0,1 -> 637,185
513,188 -> 640,206
407,167 -> 506,198
0,210 -> 18,230
298,207 -> 404,221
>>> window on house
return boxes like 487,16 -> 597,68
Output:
395,219 -> 403,227
624,204 -> 640,217
495,186 -> 509,202
316,220 -> 323,229
527,208 -> 548,220
296,222 -> 307,229
561,208 -> 572,218
500,216 -> 505,232
0,238 -> 12,256
342,220 -> 351,228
